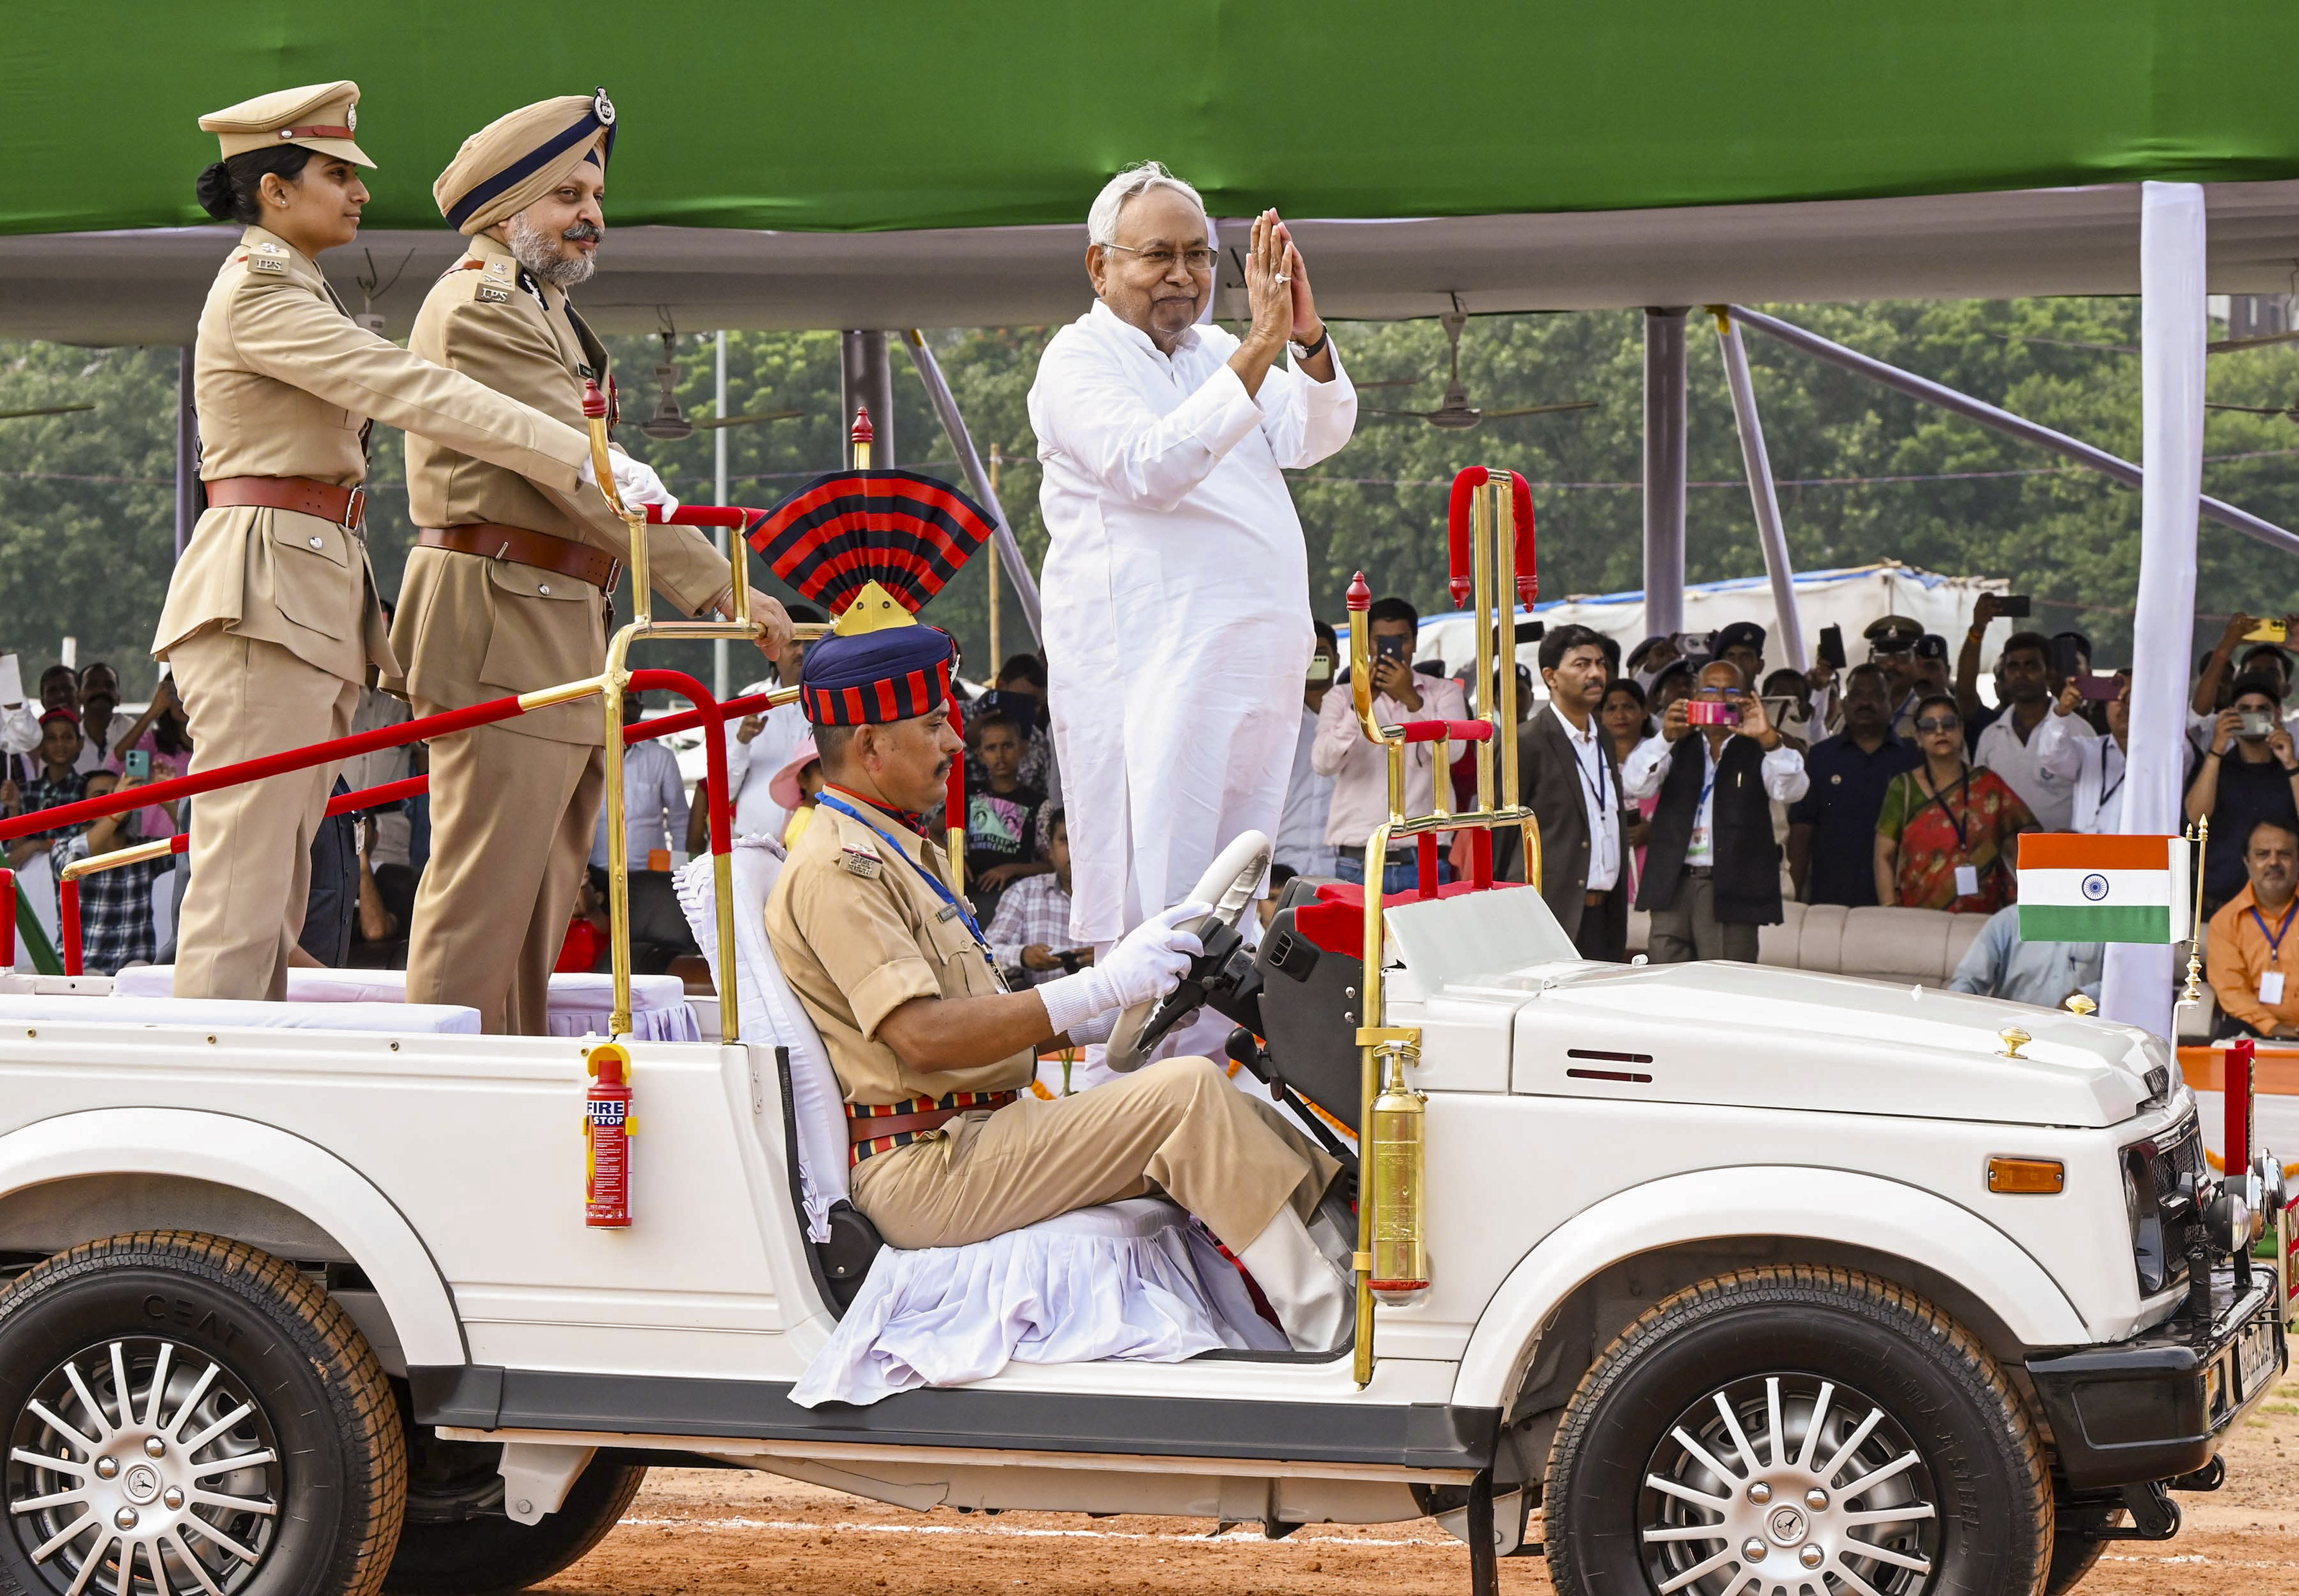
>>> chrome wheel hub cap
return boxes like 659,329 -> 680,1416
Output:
1639,1373 -> 1940,1595
7,1336 -> 282,1596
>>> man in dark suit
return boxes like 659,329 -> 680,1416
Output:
1623,658 -> 1810,962
1496,624 -> 1627,960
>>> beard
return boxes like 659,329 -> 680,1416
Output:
508,213 -> 599,288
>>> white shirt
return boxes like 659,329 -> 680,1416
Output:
591,737 -> 689,868
1975,706 -> 2094,832
1555,709 -> 1622,892
2033,711 -> 2128,834
726,696 -> 811,842
1031,300 -> 1356,941
72,710 -> 136,773
1310,672 -> 1471,849
1275,704 -> 1337,877
1621,734 -> 1810,868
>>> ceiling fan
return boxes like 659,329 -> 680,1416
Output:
636,330 -> 806,441
0,404 -> 93,422
1362,305 -> 1596,430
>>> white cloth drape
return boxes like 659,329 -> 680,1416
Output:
1030,303 -> 1355,944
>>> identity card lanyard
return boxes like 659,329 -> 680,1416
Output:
817,791 -> 991,952
1922,770 -> 1980,898
2252,898 -> 2296,1006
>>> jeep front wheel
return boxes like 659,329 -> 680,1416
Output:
0,1232 -> 406,1596
1544,1265 -> 2052,1596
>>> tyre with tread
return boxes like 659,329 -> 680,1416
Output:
384,1418 -> 642,1596
0,1230 -> 406,1596
1544,1264 -> 2052,1596
2044,1503 -> 2124,1594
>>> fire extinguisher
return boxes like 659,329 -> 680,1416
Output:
585,1042 -> 633,1228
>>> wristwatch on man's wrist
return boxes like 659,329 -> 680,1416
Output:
1289,325 -> 1330,361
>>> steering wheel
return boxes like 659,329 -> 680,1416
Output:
1103,829 -> 1272,1074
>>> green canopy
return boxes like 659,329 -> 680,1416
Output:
9,1 -> 2299,238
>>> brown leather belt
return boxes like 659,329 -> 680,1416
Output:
205,475 -> 367,530
846,1089 -> 1021,1167
418,523 -> 620,590
846,1107 -> 970,1144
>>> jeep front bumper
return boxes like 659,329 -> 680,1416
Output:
2026,1268 -> 2288,1491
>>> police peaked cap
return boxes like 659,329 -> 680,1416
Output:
800,626 -> 956,727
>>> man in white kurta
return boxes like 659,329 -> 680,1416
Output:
1029,167 -> 1355,991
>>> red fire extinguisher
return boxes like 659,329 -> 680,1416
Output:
585,1042 -> 633,1228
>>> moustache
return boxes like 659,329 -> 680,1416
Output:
561,221 -> 603,243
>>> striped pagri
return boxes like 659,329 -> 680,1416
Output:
750,469 -> 996,615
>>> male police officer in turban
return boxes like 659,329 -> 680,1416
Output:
390,90 -> 790,1034
765,618 -> 1354,1353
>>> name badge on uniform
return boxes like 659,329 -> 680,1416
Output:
2262,971 -> 2286,1006
935,903 -> 963,923
247,255 -> 285,274
836,847 -> 881,879
1953,863 -> 1980,897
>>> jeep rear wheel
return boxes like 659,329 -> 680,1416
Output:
1544,1265 -> 2052,1596
0,1231 -> 405,1596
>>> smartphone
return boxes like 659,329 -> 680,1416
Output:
1761,695 -> 1800,726
1670,632 -> 1711,657
1056,947 -> 1093,973
1686,699 -> 1741,726
1375,635 -> 1407,663
2076,675 -> 2122,702
2246,618 -> 2290,644
1306,656 -> 1334,687
1817,624 -> 1846,670
2239,710 -> 2276,738
1996,594 -> 2032,618
2049,635 -> 2083,679
123,749 -> 150,780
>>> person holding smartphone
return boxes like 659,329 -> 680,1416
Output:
1622,660 -> 1809,962
1311,596 -> 1468,894
2035,668 -> 2133,834
2184,674 -> 2299,917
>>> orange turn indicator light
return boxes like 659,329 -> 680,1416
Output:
1987,1156 -> 2065,1195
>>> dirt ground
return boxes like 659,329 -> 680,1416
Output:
545,1373 -> 2297,1596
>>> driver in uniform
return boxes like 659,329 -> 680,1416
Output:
765,620 -> 1354,1353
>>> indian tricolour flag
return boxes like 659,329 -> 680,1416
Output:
2018,833 -> 2190,944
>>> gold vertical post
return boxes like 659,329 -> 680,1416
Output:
1468,483 -> 1497,815
1492,479 -> 1522,812
1351,817 -> 1390,1389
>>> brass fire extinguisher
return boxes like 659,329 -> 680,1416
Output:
1368,1044 -> 1429,1303
585,1042 -> 634,1229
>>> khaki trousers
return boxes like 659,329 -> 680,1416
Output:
849,1055 -> 1342,1253
405,715 -> 602,1035
170,630 -> 359,1001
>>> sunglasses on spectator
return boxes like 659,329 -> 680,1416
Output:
1914,714 -> 1961,733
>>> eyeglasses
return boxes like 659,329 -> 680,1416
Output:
1102,242 -> 1218,273
1915,715 -> 1961,733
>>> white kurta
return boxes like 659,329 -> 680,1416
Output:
1030,302 -> 1355,943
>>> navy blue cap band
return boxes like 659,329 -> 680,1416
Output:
444,105 -> 616,232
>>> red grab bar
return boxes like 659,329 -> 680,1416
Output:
1445,468 -> 1538,610
1392,719 -> 1495,745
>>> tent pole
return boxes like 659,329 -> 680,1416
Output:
1709,308 -> 1807,671
1728,304 -> 2299,557
173,346 -> 199,561
1642,309 -> 1688,638
2104,184 -> 2208,1039
840,330 -> 896,465
900,329 -> 1045,646
713,329 -> 729,704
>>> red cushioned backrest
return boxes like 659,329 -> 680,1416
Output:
1289,878 -> 1525,958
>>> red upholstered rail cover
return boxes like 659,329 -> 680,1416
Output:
1291,878 -> 1525,958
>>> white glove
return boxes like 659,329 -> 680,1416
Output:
610,452 -> 679,514
1038,900 -> 1208,1039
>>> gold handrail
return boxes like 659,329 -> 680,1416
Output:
1343,469 -> 1539,1387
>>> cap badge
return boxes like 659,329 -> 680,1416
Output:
345,105 -> 357,132
592,89 -> 616,127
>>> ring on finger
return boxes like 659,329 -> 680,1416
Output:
1275,272 -> 1291,283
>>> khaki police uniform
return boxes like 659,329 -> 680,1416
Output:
765,791 -> 1339,1253
160,84 -> 597,1001
390,230 -> 725,1033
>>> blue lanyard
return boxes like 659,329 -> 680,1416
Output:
2252,900 -> 2297,965
816,792 -> 989,948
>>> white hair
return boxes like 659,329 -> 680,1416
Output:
1086,161 -> 1206,247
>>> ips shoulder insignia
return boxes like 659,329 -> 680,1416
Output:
475,284 -> 511,304
252,241 -> 289,257
483,258 -> 514,281
835,847 -> 882,880
246,255 -> 285,275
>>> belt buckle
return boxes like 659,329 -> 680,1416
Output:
341,486 -> 367,531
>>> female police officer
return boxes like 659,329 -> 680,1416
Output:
157,81 -> 675,1001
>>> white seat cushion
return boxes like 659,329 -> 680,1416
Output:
111,967 -> 697,1041
789,1196 -> 1287,1408
0,994 -> 479,1034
